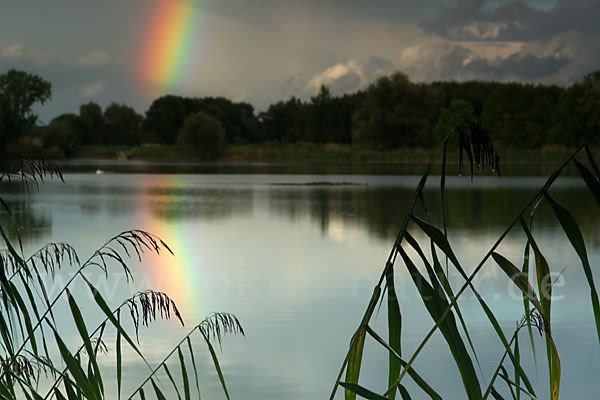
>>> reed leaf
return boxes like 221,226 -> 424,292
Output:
150,378 -> 167,400
519,220 -> 560,399
116,312 -> 122,400
365,325 -> 441,400
479,300 -> 535,399
345,326 -> 367,400
177,347 -> 191,400
398,385 -> 412,400
66,290 -> 103,399
385,262 -> 401,400
574,159 -> 600,206
497,370 -> 536,400
585,144 -> 600,178
398,246 -> 481,400
544,192 -> 600,345
85,281 -> 149,366
52,329 -> 97,400
340,382 -> 388,400
521,242 -> 536,362
162,364 -> 181,400
404,232 -> 481,373
514,333 -> 520,400
491,253 -> 542,317
489,387 -> 504,400
186,336 -> 201,398
202,330 -> 230,400
409,216 -> 461,273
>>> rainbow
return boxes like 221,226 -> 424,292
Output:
139,177 -> 206,318
137,0 -> 203,98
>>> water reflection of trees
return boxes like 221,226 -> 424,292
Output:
148,187 -> 254,220
0,198 -> 51,243
267,184 -> 600,245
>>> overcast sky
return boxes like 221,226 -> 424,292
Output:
2,0 -> 599,122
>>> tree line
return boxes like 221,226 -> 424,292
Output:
1,69 -> 599,158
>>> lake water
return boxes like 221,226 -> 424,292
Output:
2,161 -> 599,399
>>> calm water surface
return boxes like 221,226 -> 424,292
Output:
2,161 -> 599,399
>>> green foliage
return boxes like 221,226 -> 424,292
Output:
0,69 -> 51,154
145,95 -> 258,145
0,161 -> 243,399
43,114 -> 81,157
435,99 -> 475,145
103,103 -> 144,146
79,102 -> 104,145
351,73 -> 442,148
332,123 -> 600,400
177,111 -> 226,159
144,95 -> 188,145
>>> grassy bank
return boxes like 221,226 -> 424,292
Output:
71,142 -> 584,165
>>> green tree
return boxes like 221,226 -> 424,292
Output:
79,102 -> 104,145
43,113 -> 81,156
259,97 -> 307,142
103,103 -> 144,145
144,95 -> 187,144
177,111 -> 226,159
352,72 -> 441,148
0,69 -> 51,153
435,99 -> 475,145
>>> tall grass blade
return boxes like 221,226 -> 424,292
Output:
62,375 -> 79,400
186,336 -> 201,398
385,262 -> 402,400
548,338 -> 561,400
53,387 -> 67,400
544,192 -> 600,345
398,247 -> 481,400
177,347 -> 191,400
520,220 -> 560,400
138,388 -> 145,400
478,297 -> 535,399
398,385 -> 412,400
66,290 -> 103,399
202,330 -> 230,400
497,371 -> 537,400
585,144 -> 600,178
86,281 -> 148,365
521,243 -> 536,362
340,382 -> 388,400
574,159 -> 600,206
514,334 -> 520,400
409,216 -> 461,273
489,387 -> 504,400
116,312 -> 122,400
162,364 -> 181,400
346,327 -> 367,400
498,366 -> 516,400
405,232 -> 482,373
52,329 -> 96,400
365,325 -> 442,400
150,378 -> 167,400
491,253 -> 542,316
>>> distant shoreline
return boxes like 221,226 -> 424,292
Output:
70,142 -> 584,165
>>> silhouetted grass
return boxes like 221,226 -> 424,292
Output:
0,160 -> 243,399
332,121 -> 600,400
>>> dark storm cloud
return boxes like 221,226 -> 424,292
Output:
463,52 -> 571,79
205,0 -> 444,25
420,0 -> 600,42
429,44 -> 571,81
